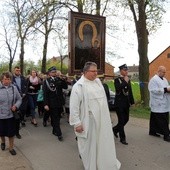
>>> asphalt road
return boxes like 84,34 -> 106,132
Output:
0,112 -> 170,170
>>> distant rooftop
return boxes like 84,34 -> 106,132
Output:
128,64 -> 139,72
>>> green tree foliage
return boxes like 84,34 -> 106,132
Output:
127,0 -> 166,106
0,62 -> 9,73
0,0 -> 168,106
46,58 -> 68,74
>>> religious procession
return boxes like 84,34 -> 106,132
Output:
1,61 -> 170,170
0,1 -> 170,169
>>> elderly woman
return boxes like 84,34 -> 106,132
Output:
0,72 -> 22,155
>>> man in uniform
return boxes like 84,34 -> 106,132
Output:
112,64 -> 134,145
43,66 -> 68,141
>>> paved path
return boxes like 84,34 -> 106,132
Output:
0,112 -> 169,170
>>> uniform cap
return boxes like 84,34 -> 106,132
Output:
119,64 -> 128,70
48,66 -> 57,72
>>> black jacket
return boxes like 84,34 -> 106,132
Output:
12,75 -> 27,96
114,76 -> 134,107
43,77 -> 68,108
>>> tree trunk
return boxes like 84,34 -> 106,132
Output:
60,55 -> 63,73
137,28 -> 149,106
41,34 -> 48,73
77,0 -> 83,12
19,39 -> 25,75
9,60 -> 12,72
136,2 -> 149,106
95,0 -> 100,15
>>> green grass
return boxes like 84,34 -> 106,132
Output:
129,105 -> 150,119
106,80 -> 151,119
106,80 -> 115,92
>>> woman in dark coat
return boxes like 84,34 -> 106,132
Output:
26,69 -> 41,126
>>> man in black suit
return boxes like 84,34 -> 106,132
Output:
112,64 -> 134,145
12,66 -> 27,139
43,66 -> 68,141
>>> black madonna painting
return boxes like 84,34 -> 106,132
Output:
68,11 -> 106,75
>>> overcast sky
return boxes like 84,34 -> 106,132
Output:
0,1 -> 170,71
112,6 -> 170,71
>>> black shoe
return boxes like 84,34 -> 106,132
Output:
43,121 -> 47,127
34,123 -> 38,127
120,140 -> 128,145
52,132 -> 57,136
1,143 -> 5,150
16,134 -> 22,139
58,136 -> 63,141
21,121 -> 26,127
164,136 -> 170,142
79,154 -> 82,159
9,149 -> 17,155
31,121 -> 38,127
112,127 -> 118,138
149,132 -> 160,137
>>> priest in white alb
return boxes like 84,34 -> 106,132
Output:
70,61 -> 121,170
148,65 -> 170,142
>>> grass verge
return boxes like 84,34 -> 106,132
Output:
130,105 -> 150,120
106,80 -> 151,120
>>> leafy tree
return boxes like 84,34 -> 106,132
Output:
4,0 -> 38,74
6,0 -> 56,74
126,0 -> 166,106
32,0 -> 62,73
46,57 -> 68,74
66,0 -> 110,15
0,16 -> 19,72
0,62 -> 9,73
53,20 -> 68,73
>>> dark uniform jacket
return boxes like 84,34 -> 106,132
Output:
43,77 -> 68,108
114,76 -> 134,107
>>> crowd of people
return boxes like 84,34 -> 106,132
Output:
0,62 -> 169,170
0,66 -> 71,155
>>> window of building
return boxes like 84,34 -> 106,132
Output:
167,53 -> 170,58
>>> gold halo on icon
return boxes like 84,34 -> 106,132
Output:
78,20 -> 100,48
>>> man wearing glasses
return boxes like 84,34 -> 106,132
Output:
70,62 -> 121,170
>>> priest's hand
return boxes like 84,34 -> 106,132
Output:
75,125 -> 84,133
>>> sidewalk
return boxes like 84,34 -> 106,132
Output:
0,112 -> 169,170
0,143 -> 33,170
